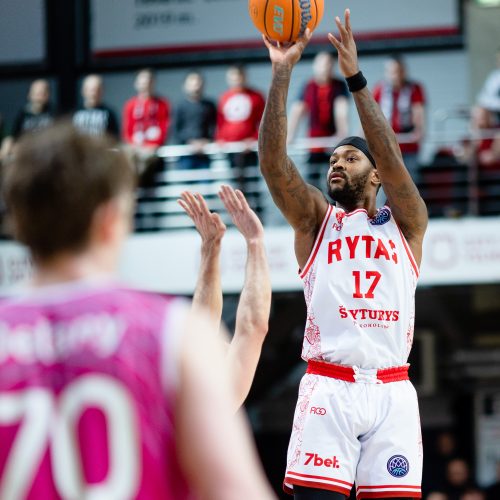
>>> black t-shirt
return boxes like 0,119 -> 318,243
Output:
174,97 -> 216,144
73,105 -> 119,138
11,105 -> 54,139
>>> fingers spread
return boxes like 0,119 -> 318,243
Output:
345,8 -> 352,32
328,32 -> 340,49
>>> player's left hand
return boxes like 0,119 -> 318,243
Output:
262,28 -> 312,69
327,9 -> 360,78
218,185 -> 264,243
178,191 -> 226,244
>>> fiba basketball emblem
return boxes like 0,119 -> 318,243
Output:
370,207 -> 391,226
387,455 -> 409,478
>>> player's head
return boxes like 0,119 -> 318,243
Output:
384,54 -> 406,89
3,123 -> 136,265
313,51 -> 334,84
135,68 -> 155,96
183,70 -> 204,99
327,136 -> 380,207
82,74 -> 104,108
226,64 -> 246,89
28,79 -> 50,111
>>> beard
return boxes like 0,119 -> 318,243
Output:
326,172 -> 369,207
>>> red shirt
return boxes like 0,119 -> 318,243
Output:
216,87 -> 265,142
372,81 -> 425,153
300,79 -> 349,137
122,96 -> 170,147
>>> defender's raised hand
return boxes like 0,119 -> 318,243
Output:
218,185 -> 264,243
327,9 -> 359,78
178,191 -> 226,244
262,28 -> 313,68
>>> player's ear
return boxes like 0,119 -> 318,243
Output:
371,168 -> 381,188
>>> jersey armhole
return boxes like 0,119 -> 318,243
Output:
393,217 -> 420,278
160,297 -> 191,395
299,204 -> 333,280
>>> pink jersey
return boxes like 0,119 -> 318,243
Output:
299,205 -> 419,369
0,280 -> 191,500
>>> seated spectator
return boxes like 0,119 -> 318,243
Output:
174,70 -> 216,170
122,68 -> 170,186
477,47 -> 500,125
372,54 -> 426,181
287,51 -> 349,178
73,74 -> 119,139
458,106 -> 500,170
460,489 -> 485,500
427,492 -> 449,500
443,458 -> 478,500
2,79 -> 54,160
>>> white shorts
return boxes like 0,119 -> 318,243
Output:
284,367 -> 423,498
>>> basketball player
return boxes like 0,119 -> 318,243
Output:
259,9 -> 428,500
178,185 -> 271,409
0,124 -> 275,500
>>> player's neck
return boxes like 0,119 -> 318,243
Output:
337,199 -> 377,217
31,248 -> 116,287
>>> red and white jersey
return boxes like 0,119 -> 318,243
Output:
299,205 -> 419,369
0,280 -> 191,500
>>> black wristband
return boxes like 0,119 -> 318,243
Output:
346,71 -> 367,93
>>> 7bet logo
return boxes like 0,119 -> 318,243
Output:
304,453 -> 340,468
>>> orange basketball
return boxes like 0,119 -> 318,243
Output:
248,0 -> 324,43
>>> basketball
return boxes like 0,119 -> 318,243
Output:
248,0 -> 324,43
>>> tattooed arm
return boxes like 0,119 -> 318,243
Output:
328,10 -> 428,266
259,32 -> 329,268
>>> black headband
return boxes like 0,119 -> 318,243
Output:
332,136 -> 376,168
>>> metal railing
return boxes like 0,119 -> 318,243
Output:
134,129 -> 500,231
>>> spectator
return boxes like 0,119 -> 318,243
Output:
216,64 -> 265,169
288,51 -> 349,171
174,70 -> 216,170
2,79 -> 54,160
373,54 -> 426,180
470,106 -> 500,170
73,74 -> 119,139
427,492 -> 449,500
424,431 -> 461,495
460,489 -> 485,500
122,68 -> 170,185
477,47 -> 500,124
443,458 -> 478,500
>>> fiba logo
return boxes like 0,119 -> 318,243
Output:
387,455 -> 409,478
370,207 -> 391,226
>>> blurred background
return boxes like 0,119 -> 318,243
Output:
0,1 -> 499,499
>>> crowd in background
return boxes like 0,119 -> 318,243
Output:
0,50 -> 499,213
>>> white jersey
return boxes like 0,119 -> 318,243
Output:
300,204 -> 419,369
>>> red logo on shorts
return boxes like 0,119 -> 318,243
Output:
304,453 -> 340,468
310,406 -> 326,415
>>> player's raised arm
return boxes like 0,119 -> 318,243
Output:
259,32 -> 329,266
178,191 -> 226,331
176,308 -> 276,500
328,9 -> 428,265
219,185 -> 271,409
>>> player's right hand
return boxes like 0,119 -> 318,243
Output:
178,191 -> 226,244
218,185 -> 264,243
262,28 -> 312,69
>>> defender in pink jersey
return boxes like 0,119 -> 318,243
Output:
0,124 -> 275,500
259,9 -> 428,500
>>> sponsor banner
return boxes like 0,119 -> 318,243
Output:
0,216 -> 499,295
0,0 -> 45,65
91,0 -> 459,57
